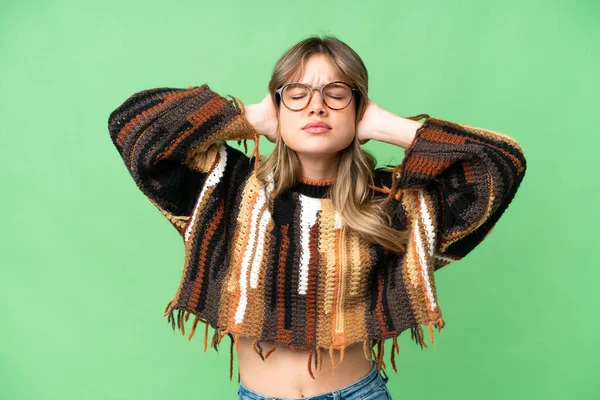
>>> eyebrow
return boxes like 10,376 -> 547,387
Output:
295,80 -> 342,86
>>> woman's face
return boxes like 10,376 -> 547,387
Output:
278,54 -> 356,159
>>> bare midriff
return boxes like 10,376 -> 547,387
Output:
237,336 -> 374,398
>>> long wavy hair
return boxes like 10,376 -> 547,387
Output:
254,35 -> 409,254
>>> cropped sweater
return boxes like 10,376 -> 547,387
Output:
107,84 -> 527,382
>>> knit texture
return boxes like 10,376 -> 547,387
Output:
108,84 -> 527,382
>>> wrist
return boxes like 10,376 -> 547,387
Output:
243,103 -> 266,135
372,110 -> 423,149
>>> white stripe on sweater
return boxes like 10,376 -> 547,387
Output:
184,143 -> 227,242
250,178 -> 275,289
298,195 -> 322,295
415,191 -> 437,311
234,183 -> 268,324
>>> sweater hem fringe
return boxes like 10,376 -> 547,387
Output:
163,299 -> 446,382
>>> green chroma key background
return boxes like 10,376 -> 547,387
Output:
1,0 -> 598,399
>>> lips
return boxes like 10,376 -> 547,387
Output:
303,121 -> 331,133
303,121 -> 331,129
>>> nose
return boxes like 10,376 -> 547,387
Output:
308,89 -> 327,114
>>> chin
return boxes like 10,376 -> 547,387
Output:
284,134 -> 353,154
295,146 -> 347,158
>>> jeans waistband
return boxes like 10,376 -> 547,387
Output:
238,360 -> 389,400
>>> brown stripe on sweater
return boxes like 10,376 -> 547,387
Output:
418,122 -> 468,145
176,183 -> 217,308
384,252 -> 419,335
348,231 -> 362,297
290,197 -> 307,346
253,218 -> 276,340
400,191 -> 422,287
374,266 -> 389,336
186,196 -> 225,312
320,201 -> 337,315
115,86 -> 205,147
364,246 -> 384,339
342,230 -> 368,343
356,231 -> 372,339
403,155 -> 454,177
241,206 -> 270,339
407,240 -> 429,324
276,224 -> 292,345
458,159 -> 474,185
381,257 -> 397,334
260,219 -> 282,344
316,200 -> 336,348
331,226 -> 343,341
304,220 -> 320,346
200,201 -> 233,323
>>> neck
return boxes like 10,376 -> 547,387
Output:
296,152 -> 338,181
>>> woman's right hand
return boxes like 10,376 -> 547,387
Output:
244,94 -> 278,143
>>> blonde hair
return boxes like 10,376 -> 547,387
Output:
254,35 -> 409,254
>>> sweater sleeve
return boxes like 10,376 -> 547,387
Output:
107,84 -> 258,236
375,117 -> 527,270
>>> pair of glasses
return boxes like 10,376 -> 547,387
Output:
275,81 -> 356,111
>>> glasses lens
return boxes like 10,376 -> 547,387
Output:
282,83 -> 310,110
323,82 -> 353,109
282,82 -> 353,110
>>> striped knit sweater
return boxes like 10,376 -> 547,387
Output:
108,84 -> 527,381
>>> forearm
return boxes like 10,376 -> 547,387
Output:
371,108 -> 424,149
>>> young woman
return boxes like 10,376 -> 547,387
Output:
108,35 -> 526,400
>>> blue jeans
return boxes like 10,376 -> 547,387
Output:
237,360 -> 392,399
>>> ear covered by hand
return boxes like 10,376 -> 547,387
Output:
356,98 -> 384,145
244,94 -> 279,143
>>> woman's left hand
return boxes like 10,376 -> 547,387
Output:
356,98 -> 384,145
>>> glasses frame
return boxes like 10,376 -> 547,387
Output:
275,80 -> 357,111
